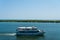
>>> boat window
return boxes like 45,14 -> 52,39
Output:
19,31 -> 39,33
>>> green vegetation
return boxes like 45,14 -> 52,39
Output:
0,20 -> 60,23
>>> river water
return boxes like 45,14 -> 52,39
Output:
0,22 -> 60,40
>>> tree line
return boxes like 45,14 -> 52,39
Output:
0,20 -> 60,23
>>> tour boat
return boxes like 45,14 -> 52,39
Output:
16,26 -> 45,36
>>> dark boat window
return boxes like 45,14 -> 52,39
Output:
19,31 -> 39,33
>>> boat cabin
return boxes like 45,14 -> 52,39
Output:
17,27 -> 38,31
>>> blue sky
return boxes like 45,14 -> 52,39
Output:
0,0 -> 60,20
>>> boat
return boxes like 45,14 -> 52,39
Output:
16,26 -> 45,36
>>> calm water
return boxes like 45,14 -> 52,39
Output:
0,22 -> 60,40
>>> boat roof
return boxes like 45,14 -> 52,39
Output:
17,27 -> 37,29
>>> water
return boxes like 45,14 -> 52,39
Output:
0,22 -> 60,40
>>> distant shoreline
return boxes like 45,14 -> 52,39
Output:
0,20 -> 60,23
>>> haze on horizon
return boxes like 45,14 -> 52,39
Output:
0,0 -> 60,20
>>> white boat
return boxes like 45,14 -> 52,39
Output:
16,26 -> 45,36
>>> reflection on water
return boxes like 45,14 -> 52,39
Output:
16,36 -> 45,40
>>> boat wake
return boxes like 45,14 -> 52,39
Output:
0,33 -> 16,36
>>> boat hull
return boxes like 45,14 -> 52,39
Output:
16,32 -> 45,36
